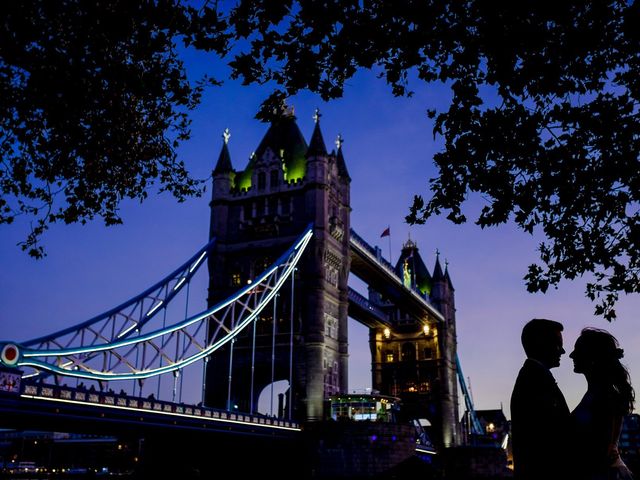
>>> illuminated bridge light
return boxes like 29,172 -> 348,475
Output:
189,251 -> 208,273
116,323 -> 138,339
146,300 -> 164,317
173,277 -> 186,291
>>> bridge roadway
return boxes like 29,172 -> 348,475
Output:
348,229 -> 444,327
0,381 -> 299,439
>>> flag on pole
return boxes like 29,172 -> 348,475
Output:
380,227 -> 390,238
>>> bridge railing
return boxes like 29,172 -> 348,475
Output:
19,382 -> 299,430
349,229 -> 397,273
347,288 -> 390,324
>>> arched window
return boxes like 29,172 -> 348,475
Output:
281,196 -> 291,215
270,170 -> 279,188
269,197 -> 278,215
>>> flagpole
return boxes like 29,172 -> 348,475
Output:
387,225 -> 392,264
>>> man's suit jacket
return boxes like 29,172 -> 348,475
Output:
510,358 -> 570,480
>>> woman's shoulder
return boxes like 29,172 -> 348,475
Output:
590,385 -> 627,416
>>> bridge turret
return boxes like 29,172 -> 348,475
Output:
335,135 -> 351,182
395,238 -> 432,295
305,110 -> 329,187
210,129 -> 235,242
212,129 -> 234,189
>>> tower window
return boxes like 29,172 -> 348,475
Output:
270,170 -> 279,188
281,197 -> 290,215
258,172 -> 266,190
401,343 -> 416,362
385,351 -> 394,363
269,198 -> 278,215
423,347 -> 433,360
231,273 -> 241,286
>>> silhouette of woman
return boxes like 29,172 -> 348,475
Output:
569,328 -> 635,479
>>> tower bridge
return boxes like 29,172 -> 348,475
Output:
0,109 -> 485,476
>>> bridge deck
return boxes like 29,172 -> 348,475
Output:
349,229 -> 444,323
0,382 -> 298,439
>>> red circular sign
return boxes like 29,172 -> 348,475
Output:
1,344 -> 19,366
4,346 -> 16,362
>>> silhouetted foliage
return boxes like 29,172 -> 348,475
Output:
3,1 -> 640,319
0,1 -> 228,257
224,0 -> 640,320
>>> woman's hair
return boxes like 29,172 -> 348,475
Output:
578,327 -> 635,414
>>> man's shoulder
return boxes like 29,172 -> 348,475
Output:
517,359 -> 552,380
511,360 -> 555,400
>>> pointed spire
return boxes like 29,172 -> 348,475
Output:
444,259 -> 454,289
214,128 -> 233,174
334,134 -> 351,180
306,108 -> 327,157
433,250 -> 444,281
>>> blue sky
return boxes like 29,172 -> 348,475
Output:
1,67 -> 639,419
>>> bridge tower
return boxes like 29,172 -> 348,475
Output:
369,240 -> 460,448
205,109 -> 351,422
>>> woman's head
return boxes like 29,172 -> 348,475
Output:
570,327 -> 635,414
570,328 -> 623,373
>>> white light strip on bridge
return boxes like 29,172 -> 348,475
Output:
415,446 -> 437,455
189,251 -> 208,273
173,277 -> 187,291
146,300 -> 164,317
20,394 -> 301,432
116,323 -> 138,340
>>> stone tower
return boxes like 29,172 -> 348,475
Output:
204,110 -> 351,422
369,240 -> 460,448
430,254 -> 460,447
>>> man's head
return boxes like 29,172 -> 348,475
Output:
521,318 -> 565,368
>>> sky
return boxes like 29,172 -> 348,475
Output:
1,62 -> 639,421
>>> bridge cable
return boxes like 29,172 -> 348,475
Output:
179,281 -> 191,403
157,303 -> 168,399
288,269 -> 295,420
250,294 -> 257,415
227,335 -> 234,411
270,293 -> 278,417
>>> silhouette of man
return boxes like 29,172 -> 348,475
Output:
511,318 -> 569,480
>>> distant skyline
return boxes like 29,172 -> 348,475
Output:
1,69 -> 639,419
